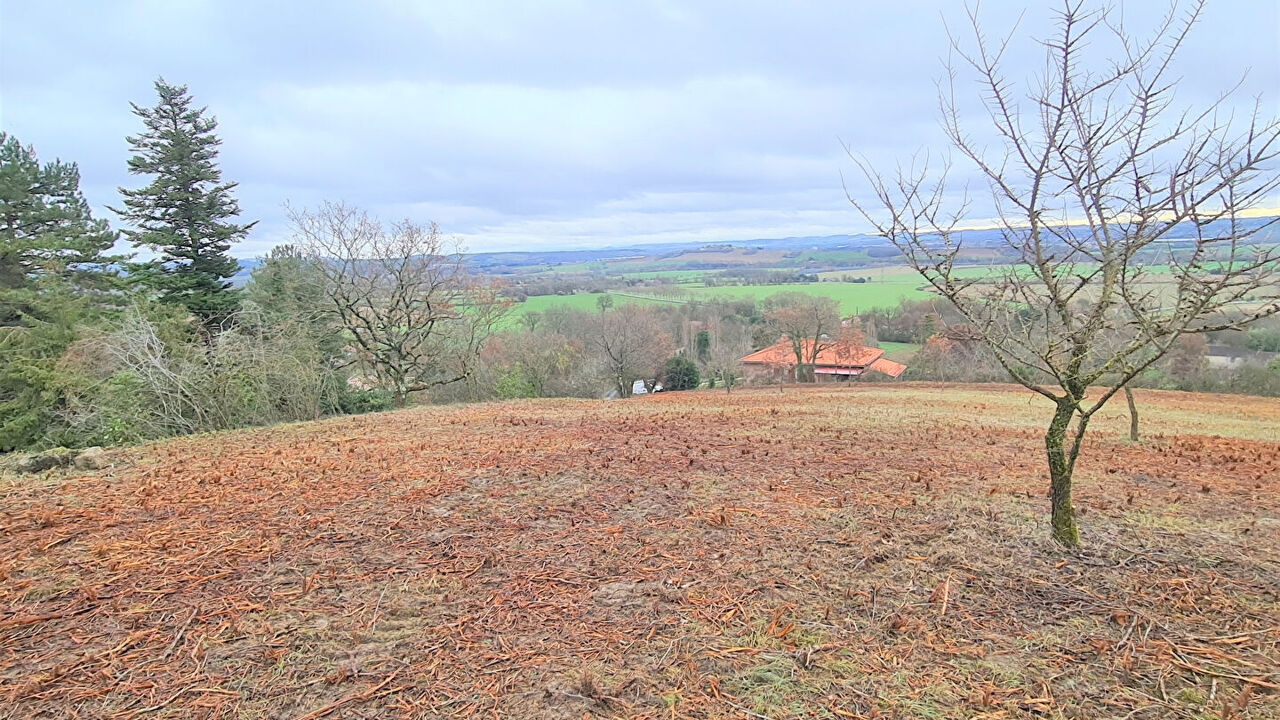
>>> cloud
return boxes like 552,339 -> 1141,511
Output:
2,1 -> 1276,257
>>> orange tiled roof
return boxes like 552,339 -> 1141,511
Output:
740,339 -> 885,368
868,357 -> 907,378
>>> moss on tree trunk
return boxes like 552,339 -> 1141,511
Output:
1045,399 -> 1083,547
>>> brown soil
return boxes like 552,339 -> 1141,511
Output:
2,384 -> 1277,719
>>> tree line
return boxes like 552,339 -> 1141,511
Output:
0,79 -> 878,452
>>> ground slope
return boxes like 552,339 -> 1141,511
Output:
2,384 -> 1278,719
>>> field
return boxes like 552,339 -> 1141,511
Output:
506,261 -> 1279,320
508,279 -> 937,320
686,283 -> 933,315
874,341 -> 921,362
3,385 -> 1279,719
510,292 -> 615,315
503,293 -> 666,327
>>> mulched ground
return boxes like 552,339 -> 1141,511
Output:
2,383 -> 1277,719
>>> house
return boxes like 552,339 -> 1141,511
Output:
739,338 -> 907,383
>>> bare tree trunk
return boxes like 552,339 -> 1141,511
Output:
1124,386 -> 1139,442
1045,400 -> 1081,547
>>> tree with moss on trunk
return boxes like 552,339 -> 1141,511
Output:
848,1 -> 1280,546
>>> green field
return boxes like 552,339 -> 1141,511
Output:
875,341 -> 922,362
506,278 -> 937,322
501,292 -> 663,327
508,259 -> 1265,322
685,281 -> 934,314
511,293 -> 610,314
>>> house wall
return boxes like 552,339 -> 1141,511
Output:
743,364 -> 859,384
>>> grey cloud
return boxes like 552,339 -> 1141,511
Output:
2,1 -> 1275,256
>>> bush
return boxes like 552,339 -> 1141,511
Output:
494,365 -> 538,399
333,388 -> 394,415
55,308 -> 354,445
1246,327 -> 1280,351
662,356 -> 700,391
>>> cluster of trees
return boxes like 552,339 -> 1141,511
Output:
1,78 -> 275,451
445,290 -> 891,404
859,295 -> 1280,395
706,269 -> 819,286
0,81 -> 501,451
3,76 -> 883,454
459,299 -> 754,402
501,273 -> 625,301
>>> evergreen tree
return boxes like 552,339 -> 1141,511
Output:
114,78 -> 253,331
662,356 -> 700,391
0,133 -> 120,324
695,330 -> 710,363
242,244 -> 342,357
0,134 -> 122,450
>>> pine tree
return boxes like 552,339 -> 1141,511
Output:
0,133 -> 122,450
0,133 -> 121,325
114,78 -> 253,331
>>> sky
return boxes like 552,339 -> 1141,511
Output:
2,1 -> 1278,257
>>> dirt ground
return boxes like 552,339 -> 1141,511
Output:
2,383 -> 1277,719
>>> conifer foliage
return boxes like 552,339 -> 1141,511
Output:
0,133 -> 120,325
114,79 -> 252,331
0,133 -> 121,450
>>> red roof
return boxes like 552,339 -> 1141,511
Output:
740,339 -> 885,368
868,357 -> 907,378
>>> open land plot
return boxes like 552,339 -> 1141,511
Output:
874,341 -> 921,362
687,282 -> 936,314
2,385 -> 1278,719
504,280 -> 938,320
500,293 -> 664,327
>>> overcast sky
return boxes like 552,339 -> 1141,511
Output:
2,1 -> 1277,257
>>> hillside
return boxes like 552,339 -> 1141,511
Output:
2,385 -> 1278,719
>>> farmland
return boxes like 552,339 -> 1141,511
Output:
504,258 -> 1280,321
3,384 -> 1278,719
683,282 -> 933,315
507,277 -> 938,318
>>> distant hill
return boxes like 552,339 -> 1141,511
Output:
230,215 -> 1279,284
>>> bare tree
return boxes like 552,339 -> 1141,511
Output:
764,292 -> 842,382
849,1 -> 1280,545
705,318 -> 753,393
289,202 -> 508,408
592,304 -> 673,398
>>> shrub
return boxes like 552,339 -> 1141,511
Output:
1246,328 -> 1280,351
662,356 -> 700,391
494,366 -> 538,399
55,308 -> 353,445
333,388 -> 394,415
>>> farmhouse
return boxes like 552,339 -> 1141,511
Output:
740,338 -> 907,383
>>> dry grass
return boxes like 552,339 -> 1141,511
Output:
2,383 -> 1277,719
